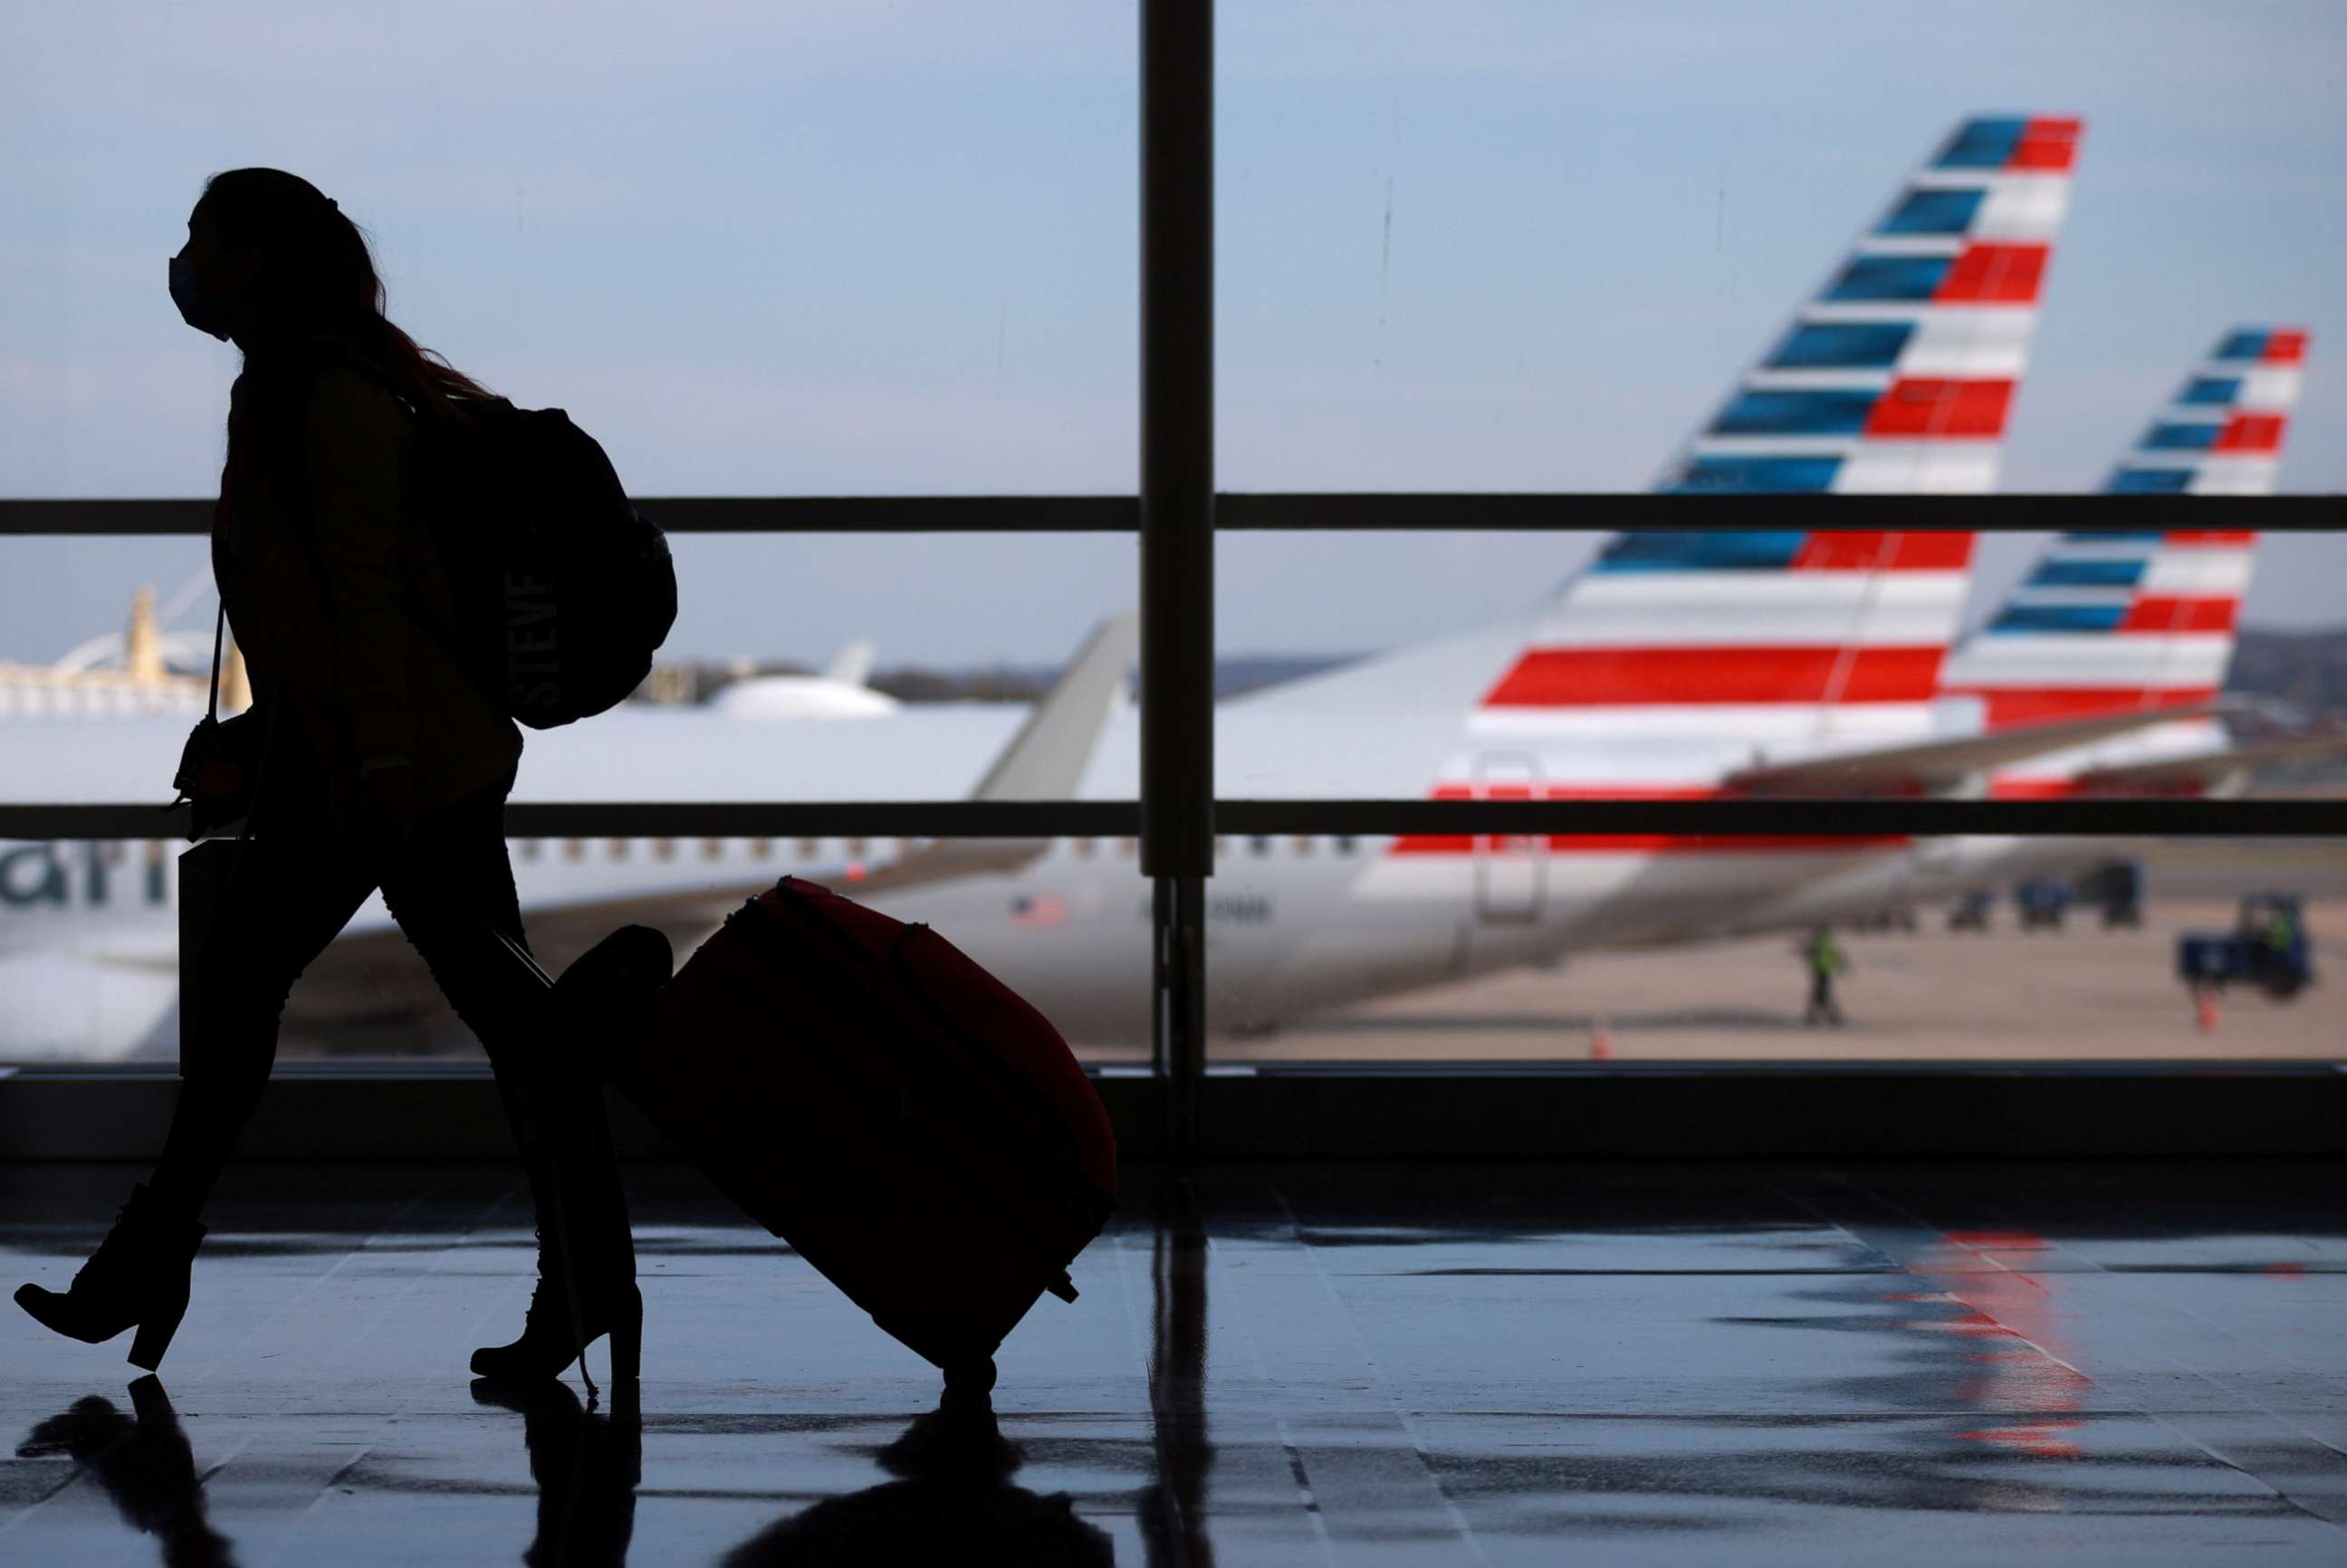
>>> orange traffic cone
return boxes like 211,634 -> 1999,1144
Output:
1590,1016 -> 1615,1060
2194,985 -> 2220,1034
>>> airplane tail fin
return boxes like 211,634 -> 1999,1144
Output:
2106,326 -> 2308,497
1658,114 -> 2079,499
1939,326 -> 2309,730
1473,115 -> 2084,747
822,639 -> 877,688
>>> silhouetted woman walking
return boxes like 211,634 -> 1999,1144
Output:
14,168 -> 637,1383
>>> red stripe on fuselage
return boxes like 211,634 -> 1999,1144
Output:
2162,531 -> 2256,546
1483,646 -> 1945,707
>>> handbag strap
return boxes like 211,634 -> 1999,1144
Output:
206,599 -> 225,725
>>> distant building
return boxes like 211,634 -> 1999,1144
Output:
0,587 -> 239,718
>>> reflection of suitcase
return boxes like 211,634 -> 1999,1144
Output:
564,876 -> 1117,1393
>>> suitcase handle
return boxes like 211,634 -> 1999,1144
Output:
486,923 -> 556,990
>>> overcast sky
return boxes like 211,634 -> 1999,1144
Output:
5,1 -> 2342,670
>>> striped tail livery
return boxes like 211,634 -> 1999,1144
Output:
1480,114 -> 2084,760
1937,325 -> 2309,792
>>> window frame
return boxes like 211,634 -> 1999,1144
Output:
3,492 -> 2342,1159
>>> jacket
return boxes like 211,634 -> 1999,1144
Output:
211,349 -> 521,825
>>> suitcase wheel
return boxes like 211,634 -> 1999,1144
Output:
942,1355 -> 997,1403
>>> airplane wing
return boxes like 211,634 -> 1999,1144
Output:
1723,702 -> 2225,796
2073,731 -> 2347,794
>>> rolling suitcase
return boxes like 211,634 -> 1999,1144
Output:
533,875 -> 1117,1396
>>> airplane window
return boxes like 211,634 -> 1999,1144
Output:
608,839 -> 628,861
1292,837 -> 1315,856
1116,838 -> 1136,858
653,838 -> 675,861
846,837 -> 867,858
798,838 -> 819,859
1214,836 -> 1228,857
517,839 -> 541,862
750,838 -> 772,859
1073,837 -> 1097,858
702,838 -> 723,860
1335,836 -> 1357,856
563,839 -> 585,862
1250,836 -> 1271,857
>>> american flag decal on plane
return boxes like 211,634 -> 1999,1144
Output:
1938,326 -> 2308,732
1660,114 -> 2079,499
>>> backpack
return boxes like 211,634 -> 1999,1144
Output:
301,336 -> 679,730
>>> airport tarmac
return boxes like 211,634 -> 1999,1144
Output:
1211,892 -> 2343,1063
247,843 -> 2342,1069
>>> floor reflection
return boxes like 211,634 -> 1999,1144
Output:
16,1375 -> 239,1568
470,1378 -> 640,1568
718,1400 -> 1114,1566
1138,1178 -> 1212,1568
10,1162 -> 2336,1563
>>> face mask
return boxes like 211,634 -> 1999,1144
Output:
168,253 -> 235,342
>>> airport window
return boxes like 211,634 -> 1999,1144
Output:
0,11 -> 2336,1130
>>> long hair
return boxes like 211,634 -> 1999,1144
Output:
197,167 -> 496,425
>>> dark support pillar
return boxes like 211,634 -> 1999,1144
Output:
1140,0 -> 1213,1162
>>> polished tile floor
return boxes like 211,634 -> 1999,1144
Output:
2,1159 -> 2342,1566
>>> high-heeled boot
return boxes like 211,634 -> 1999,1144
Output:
14,1184 -> 208,1372
471,1072 -> 640,1386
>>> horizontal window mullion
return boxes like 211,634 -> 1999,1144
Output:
1217,798 -> 2342,837
5,798 -> 2336,842
3,494 -> 2337,536
1212,493 -> 2342,534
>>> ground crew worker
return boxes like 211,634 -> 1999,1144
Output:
2264,904 -> 2298,954
1802,925 -> 1848,1027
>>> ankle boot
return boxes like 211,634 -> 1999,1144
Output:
473,1074 -> 640,1385
14,1184 -> 208,1371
